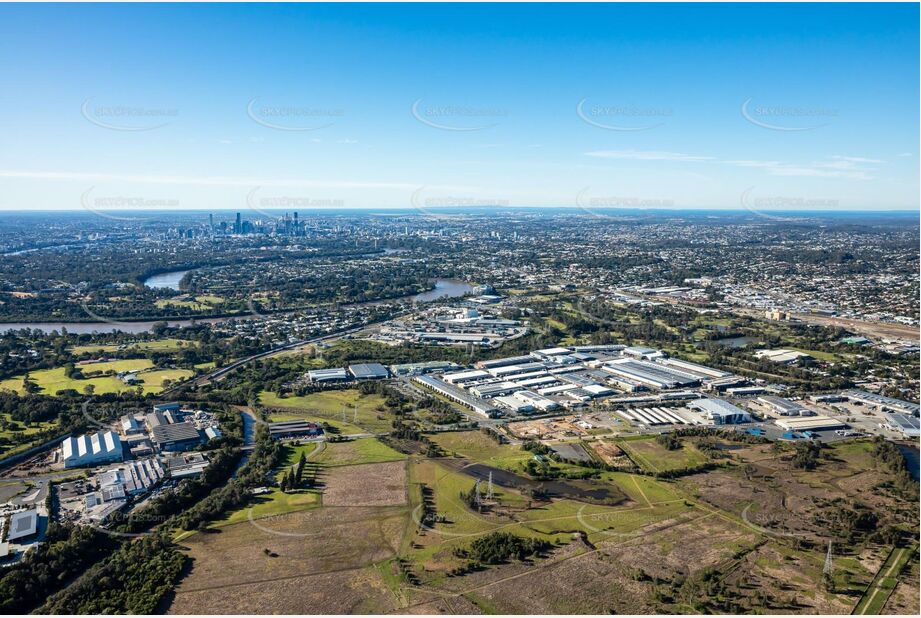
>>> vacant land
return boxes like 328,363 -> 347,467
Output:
162,423 -> 917,616
167,505 -> 409,614
313,438 -> 406,467
323,460 -> 407,507
261,389 -> 392,434
854,543 -> 919,615
430,430 -> 534,470
617,436 -> 709,473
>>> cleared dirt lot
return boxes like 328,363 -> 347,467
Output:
166,504 -> 409,614
168,566 -> 399,614
323,460 -> 408,507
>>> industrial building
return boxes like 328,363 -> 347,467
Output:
5,509 -> 38,542
267,419 -> 323,439
475,355 -> 534,370
623,346 -> 664,360
688,398 -> 751,425
307,367 -> 349,383
348,363 -> 390,380
755,349 -> 814,364
842,390 -> 920,416
166,453 -> 211,478
757,396 -> 814,416
389,360 -> 459,376
512,390 -> 559,412
659,357 -> 731,379
883,413 -> 921,438
602,358 -> 701,389
151,422 -> 203,452
413,375 -> 499,417
774,416 -> 847,432
61,430 -> 124,468
98,459 -> 165,496
442,369 -> 491,385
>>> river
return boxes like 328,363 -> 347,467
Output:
897,443 -> 920,481
0,277 -> 474,334
143,270 -> 191,291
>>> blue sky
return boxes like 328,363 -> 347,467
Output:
0,2 -> 917,212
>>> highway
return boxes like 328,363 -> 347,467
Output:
162,313 -> 408,395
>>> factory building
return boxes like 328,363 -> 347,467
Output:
883,413 -> 920,438
842,390 -> 920,416
512,390 -> 559,412
475,355 -> 535,370
658,358 -> 731,379
348,363 -> 390,380
468,381 -> 520,398
61,430 -> 124,468
755,349 -> 814,364
493,395 -> 534,414
758,396 -> 814,416
487,362 -> 547,378
688,398 -> 751,425
442,369 -> 491,385
602,359 -> 701,389
389,361 -> 460,376
774,416 -> 847,432
151,422 -> 204,452
623,346 -> 664,360
5,509 -> 38,542
267,419 -> 323,440
307,367 -> 349,383
413,375 -> 499,417
166,453 -> 211,479
530,347 -> 572,359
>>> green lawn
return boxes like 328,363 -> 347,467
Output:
154,295 -> 225,311
0,413 -> 60,459
70,338 -> 197,355
0,359 -> 192,396
261,389 -> 392,434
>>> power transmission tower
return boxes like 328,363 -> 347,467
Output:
823,540 -> 834,577
473,479 -> 482,508
486,471 -> 494,501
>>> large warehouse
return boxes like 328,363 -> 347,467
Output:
688,398 -> 751,425
61,430 -> 124,468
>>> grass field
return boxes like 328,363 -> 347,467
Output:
210,443 -> 322,528
0,413 -> 60,458
154,295 -> 225,311
617,436 -> 709,473
261,389 -> 392,434
313,438 -> 406,467
853,543 -> 919,614
70,338 -> 198,355
0,359 -> 193,396
429,430 -> 535,470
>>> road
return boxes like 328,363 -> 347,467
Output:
162,313 -> 410,396
853,543 -> 918,614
